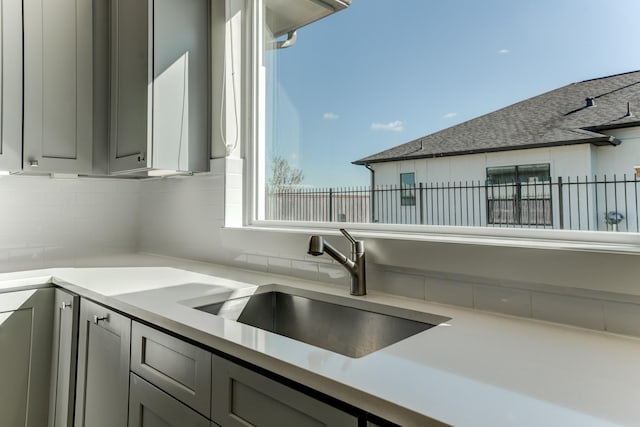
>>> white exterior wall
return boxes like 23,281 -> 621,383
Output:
372,144 -> 594,187
371,145 -> 594,227
593,127 -> 640,177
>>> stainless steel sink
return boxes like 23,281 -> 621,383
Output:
194,289 -> 448,358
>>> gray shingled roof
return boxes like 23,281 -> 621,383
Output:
353,70 -> 640,165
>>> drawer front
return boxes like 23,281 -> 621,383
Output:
211,356 -> 358,427
131,321 -> 211,418
129,373 -> 210,427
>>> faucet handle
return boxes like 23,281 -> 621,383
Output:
339,228 -> 358,244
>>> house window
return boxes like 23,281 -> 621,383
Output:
251,1 -> 639,238
400,173 -> 416,206
486,164 -> 552,226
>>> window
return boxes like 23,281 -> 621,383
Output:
486,164 -> 551,226
400,173 -> 416,206
253,0 -> 640,237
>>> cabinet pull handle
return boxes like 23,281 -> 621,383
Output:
93,314 -> 109,324
61,301 -> 72,310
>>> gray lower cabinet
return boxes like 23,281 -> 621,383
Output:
49,288 -> 80,427
0,288 -> 54,427
131,321 -> 212,418
211,356 -> 358,427
74,299 -> 131,427
128,373 -> 211,427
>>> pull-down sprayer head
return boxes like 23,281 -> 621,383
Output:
307,235 -> 325,256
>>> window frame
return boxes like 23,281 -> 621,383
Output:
486,164 -> 552,226
242,1 -> 640,254
400,173 -> 416,207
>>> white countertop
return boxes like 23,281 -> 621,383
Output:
1,255 -> 639,427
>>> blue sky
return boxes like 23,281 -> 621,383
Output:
266,0 -> 640,187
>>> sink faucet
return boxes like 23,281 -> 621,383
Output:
307,229 -> 366,296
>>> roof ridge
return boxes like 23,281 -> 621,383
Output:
577,69 -> 640,84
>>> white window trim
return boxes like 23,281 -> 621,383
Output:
239,0 -> 640,255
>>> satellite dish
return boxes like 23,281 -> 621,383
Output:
605,211 -> 624,225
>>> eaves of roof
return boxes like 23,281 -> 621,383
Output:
352,134 -> 619,166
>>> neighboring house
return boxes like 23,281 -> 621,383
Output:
353,70 -> 640,230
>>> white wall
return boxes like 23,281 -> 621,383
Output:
594,127 -> 640,177
0,175 -> 140,272
372,144 -> 594,187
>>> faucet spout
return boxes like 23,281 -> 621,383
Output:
307,229 -> 366,296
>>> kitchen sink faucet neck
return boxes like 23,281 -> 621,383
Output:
307,229 -> 367,296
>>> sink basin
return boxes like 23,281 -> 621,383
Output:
194,289 -> 448,358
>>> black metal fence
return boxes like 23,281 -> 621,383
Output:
265,175 -> 640,232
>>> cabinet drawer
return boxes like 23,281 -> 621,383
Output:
211,356 -> 358,427
129,373 -> 211,427
131,321 -> 211,418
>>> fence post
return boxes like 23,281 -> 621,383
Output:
557,177 -> 564,229
419,183 -> 424,224
329,188 -> 333,222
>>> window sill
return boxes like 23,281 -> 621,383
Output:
228,221 -> 640,255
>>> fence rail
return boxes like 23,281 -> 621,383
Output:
265,175 -> 640,232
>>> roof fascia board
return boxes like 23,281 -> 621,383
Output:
352,136 -> 620,166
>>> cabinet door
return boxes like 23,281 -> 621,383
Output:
0,288 -> 54,427
128,373 -> 210,427
131,321 -> 211,417
23,0 -> 93,173
110,0 -> 209,174
109,0 -> 151,173
49,289 -> 80,427
152,0 -> 209,173
211,356 -> 358,427
0,0 -> 23,171
75,299 -> 131,427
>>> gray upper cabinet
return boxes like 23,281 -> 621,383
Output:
49,289 -> 80,427
0,0 -> 23,171
0,288 -> 54,427
110,0 -> 210,175
75,299 -> 131,427
23,0 -> 93,174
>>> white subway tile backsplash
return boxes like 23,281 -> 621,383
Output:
368,270 -> 426,300
474,285 -> 532,317
603,301 -> 640,336
532,293 -> 604,331
318,263 -> 350,287
425,278 -> 474,308
0,176 -> 140,271
267,257 -> 292,276
290,260 -> 319,281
